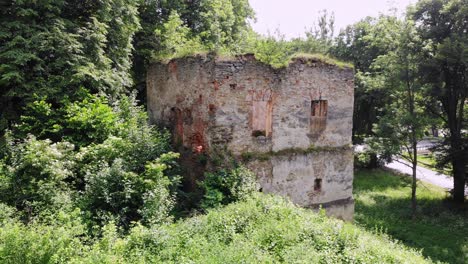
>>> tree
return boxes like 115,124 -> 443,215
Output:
153,11 -> 204,60
411,0 -> 467,203
331,15 -> 402,167
0,0 -> 140,133
289,10 -> 336,55
370,21 -> 430,217
253,30 -> 294,69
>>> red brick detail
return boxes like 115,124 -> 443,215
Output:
208,104 -> 216,114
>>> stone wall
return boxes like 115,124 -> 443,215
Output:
147,54 -> 355,220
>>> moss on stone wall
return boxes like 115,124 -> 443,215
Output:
154,52 -> 353,71
240,144 -> 352,162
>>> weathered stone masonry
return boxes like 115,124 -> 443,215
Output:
147,54 -> 355,220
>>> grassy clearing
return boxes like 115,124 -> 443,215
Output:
354,169 -> 467,264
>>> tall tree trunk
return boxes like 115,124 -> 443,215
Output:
406,65 -> 418,218
411,140 -> 418,218
443,68 -> 465,203
450,135 -> 466,203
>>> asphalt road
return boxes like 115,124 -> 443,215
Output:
385,159 -> 468,195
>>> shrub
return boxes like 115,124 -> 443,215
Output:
73,93 -> 171,174
0,134 -> 75,220
15,99 -> 64,142
80,153 -> 180,228
106,194 -> 431,263
0,194 -> 433,263
65,95 -> 119,147
199,165 -> 258,209
354,149 -> 383,169
253,32 -> 294,69
0,203 -> 16,222
69,94 -> 178,227
354,150 -> 372,168
2,93 -> 178,228
0,209 -> 87,264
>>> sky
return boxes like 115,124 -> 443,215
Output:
248,0 -> 416,38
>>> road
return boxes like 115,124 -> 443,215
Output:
385,159 -> 468,195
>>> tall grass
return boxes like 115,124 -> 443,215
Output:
0,194 -> 432,263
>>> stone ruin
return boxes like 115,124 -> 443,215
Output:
147,54 -> 355,220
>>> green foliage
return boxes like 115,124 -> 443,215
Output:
0,0 -> 140,130
71,95 -> 178,227
331,15 -> 403,142
354,169 -> 467,264
354,149 -> 381,169
0,194 -> 432,263
15,99 -> 64,141
80,153 -> 179,228
74,94 -> 172,171
15,92 -> 171,151
1,93 -> 178,228
154,11 -> 205,60
0,135 -> 75,219
200,166 -> 257,208
417,153 -> 452,175
139,155 -> 181,225
291,9 -> 336,55
252,31 -> 295,69
199,165 -> 258,209
0,209 -> 87,264
65,95 -> 119,147
410,0 -> 467,202
368,20 -> 432,165
132,0 -> 255,93
247,11 -> 342,69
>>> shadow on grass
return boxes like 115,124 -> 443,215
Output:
353,169 -> 413,192
354,169 -> 467,264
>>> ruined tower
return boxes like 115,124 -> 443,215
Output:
147,54 -> 355,220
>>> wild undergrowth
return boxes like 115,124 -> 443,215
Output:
0,194 -> 432,263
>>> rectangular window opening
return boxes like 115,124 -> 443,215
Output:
252,100 -> 273,137
310,100 -> 327,132
314,178 -> 322,191
311,100 -> 328,117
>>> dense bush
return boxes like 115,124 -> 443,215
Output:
354,150 -> 383,169
79,152 -> 180,228
0,194 -> 432,263
0,209 -> 87,264
0,94 -> 179,228
0,135 -> 75,220
199,165 -> 258,209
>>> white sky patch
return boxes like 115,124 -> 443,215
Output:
248,0 -> 416,38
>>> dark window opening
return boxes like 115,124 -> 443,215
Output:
314,178 -> 322,191
252,130 -> 266,137
208,104 -> 216,116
